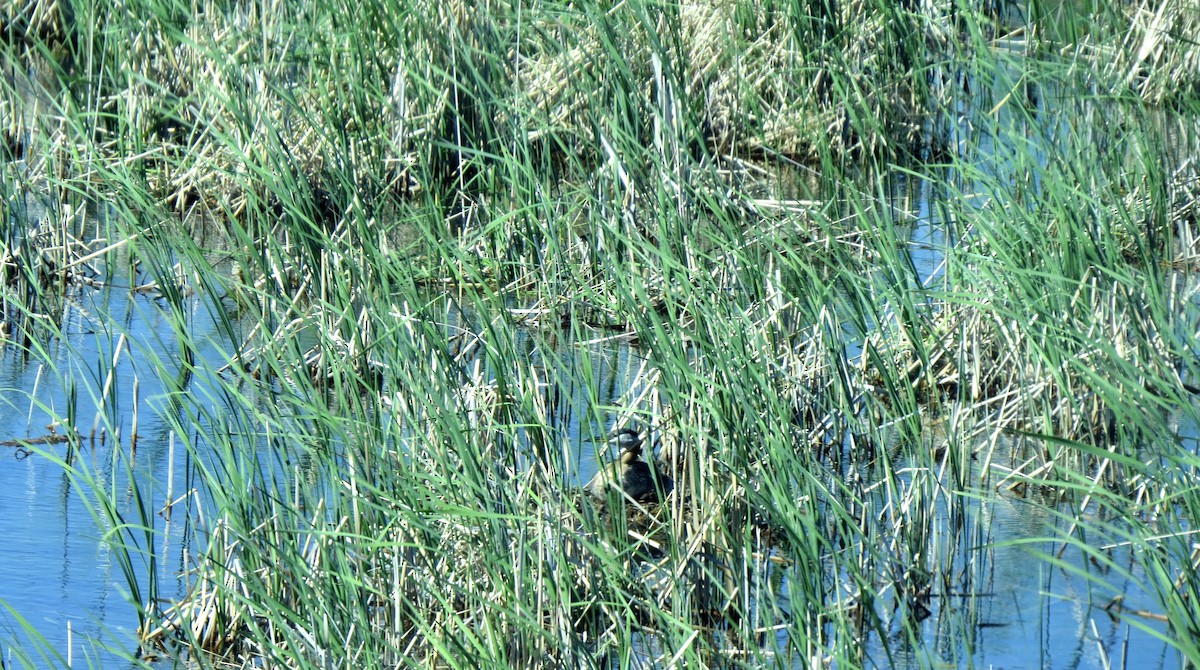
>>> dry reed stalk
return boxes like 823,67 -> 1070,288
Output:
1107,0 -> 1200,101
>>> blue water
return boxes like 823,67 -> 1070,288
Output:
0,287 -> 192,668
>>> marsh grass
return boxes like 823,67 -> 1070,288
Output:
3,0 -> 1200,668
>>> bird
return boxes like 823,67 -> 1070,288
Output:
586,428 -> 672,503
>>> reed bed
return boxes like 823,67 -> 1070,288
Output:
3,0 -> 1200,668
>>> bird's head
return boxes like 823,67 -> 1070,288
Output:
609,427 -> 644,460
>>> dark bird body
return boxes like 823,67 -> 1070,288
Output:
586,429 -> 672,503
